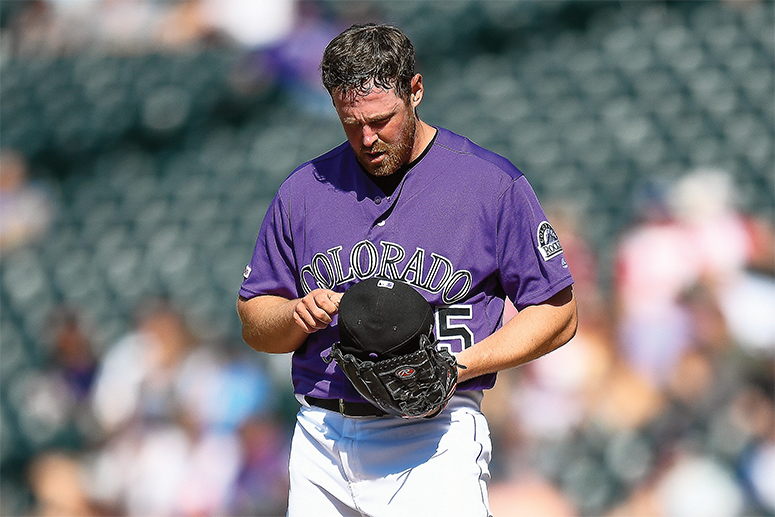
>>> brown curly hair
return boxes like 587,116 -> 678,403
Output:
320,23 -> 416,100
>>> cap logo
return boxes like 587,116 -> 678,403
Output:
395,367 -> 416,379
377,279 -> 395,289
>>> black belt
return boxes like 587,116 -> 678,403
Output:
305,396 -> 388,418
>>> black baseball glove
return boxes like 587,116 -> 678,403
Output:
326,278 -> 459,419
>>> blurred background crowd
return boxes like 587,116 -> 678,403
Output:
0,1 -> 773,516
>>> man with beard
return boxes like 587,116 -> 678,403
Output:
237,23 -> 577,517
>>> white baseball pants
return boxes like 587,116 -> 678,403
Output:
287,392 -> 493,517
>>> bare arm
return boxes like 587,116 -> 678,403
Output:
237,289 -> 343,354
455,285 -> 577,383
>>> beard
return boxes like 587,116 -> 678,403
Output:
362,113 -> 417,177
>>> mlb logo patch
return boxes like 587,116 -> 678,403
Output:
377,279 -> 395,289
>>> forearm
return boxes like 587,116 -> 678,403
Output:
237,295 -> 309,354
456,286 -> 577,383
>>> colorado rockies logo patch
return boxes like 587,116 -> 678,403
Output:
537,221 -> 563,261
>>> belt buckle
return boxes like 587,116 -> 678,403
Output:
339,399 -> 346,415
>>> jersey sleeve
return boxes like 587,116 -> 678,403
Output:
239,189 -> 299,300
497,175 -> 574,310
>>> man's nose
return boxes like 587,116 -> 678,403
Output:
362,126 -> 378,148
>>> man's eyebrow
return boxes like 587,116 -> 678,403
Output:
366,110 -> 395,122
342,108 -> 397,125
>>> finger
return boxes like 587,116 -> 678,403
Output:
294,301 -> 329,332
300,295 -> 336,327
292,311 -> 317,333
308,296 -> 336,324
316,291 -> 342,314
329,292 -> 343,308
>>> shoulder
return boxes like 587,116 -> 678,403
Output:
277,141 -> 353,195
433,127 -> 524,182
309,141 -> 353,170
287,141 -> 351,182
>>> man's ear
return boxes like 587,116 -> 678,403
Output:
410,74 -> 424,107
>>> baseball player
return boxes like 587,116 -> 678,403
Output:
237,23 -> 577,517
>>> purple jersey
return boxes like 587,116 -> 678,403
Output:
240,127 -> 574,401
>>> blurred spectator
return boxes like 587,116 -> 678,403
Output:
90,298 -> 197,434
614,168 -> 775,388
85,297 -> 286,516
227,415 -> 291,516
608,451 -> 748,517
260,3 -> 344,114
199,0 -> 296,49
655,453 -> 746,517
730,375 -> 775,514
606,168 -> 775,517
669,169 -> 775,356
227,1 -> 347,114
2,0 -> 57,55
0,149 -> 54,255
154,0 -> 211,50
668,169 -> 751,283
613,179 -> 696,387
2,308 -> 100,517
3,0 -> 297,56
8,305 -> 102,452
42,305 -> 100,404
488,475 -> 578,517
27,451 -> 100,517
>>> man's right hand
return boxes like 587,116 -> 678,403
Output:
293,289 -> 344,333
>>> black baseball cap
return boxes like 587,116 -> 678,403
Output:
337,278 -> 435,360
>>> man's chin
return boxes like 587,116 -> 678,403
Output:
359,158 -> 396,177
369,166 -> 396,177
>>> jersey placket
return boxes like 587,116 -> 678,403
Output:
370,193 -> 393,229
368,166 -> 412,230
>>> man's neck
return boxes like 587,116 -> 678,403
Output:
410,120 -> 436,163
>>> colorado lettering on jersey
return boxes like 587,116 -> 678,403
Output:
299,240 -> 473,304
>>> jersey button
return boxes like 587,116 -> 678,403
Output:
374,197 -> 382,205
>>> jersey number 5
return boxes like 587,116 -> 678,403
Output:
435,305 -> 474,354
